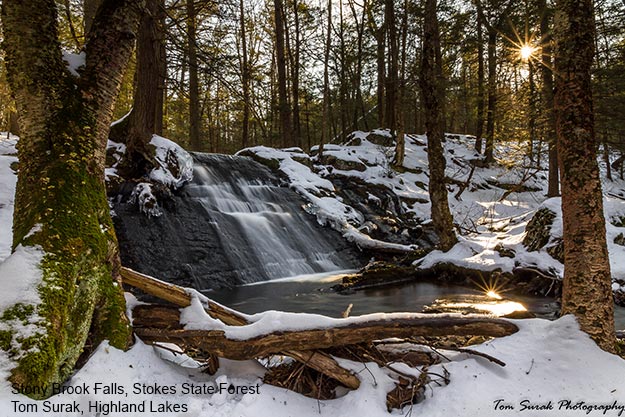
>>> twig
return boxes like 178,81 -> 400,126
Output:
453,347 -> 506,367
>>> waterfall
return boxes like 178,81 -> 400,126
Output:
184,154 -> 349,284
112,153 -> 362,290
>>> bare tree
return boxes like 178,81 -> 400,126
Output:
187,0 -> 201,150
421,0 -> 458,251
554,0 -> 616,352
274,0 -> 292,147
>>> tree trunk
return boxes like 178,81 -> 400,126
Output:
393,0 -> 408,167
319,0 -> 332,161
475,11 -> 485,153
348,0 -> 366,133
368,2 -> 386,129
528,60 -> 536,164
239,0 -> 250,149
121,268 -> 361,389
274,0 -> 292,147
484,29 -> 497,164
8,111 -> 19,136
421,0 -> 457,252
155,0 -> 166,137
338,0 -> 348,142
540,0 -> 559,197
187,0 -> 201,151
136,313 -> 519,359
554,0 -> 616,353
384,0 -> 398,133
121,0 -> 163,177
291,0 -> 302,148
1,0 -> 138,396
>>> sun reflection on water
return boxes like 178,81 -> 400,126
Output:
435,298 -> 527,316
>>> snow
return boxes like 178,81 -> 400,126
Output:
1,131 -> 624,416
62,51 -> 85,77
129,183 -> 162,217
149,135 -> 194,188
105,135 -> 193,189
0,133 -> 18,262
0,245 -> 45,385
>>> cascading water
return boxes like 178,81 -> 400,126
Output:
112,153 -> 363,290
184,154 -> 350,284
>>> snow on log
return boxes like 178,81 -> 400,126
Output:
133,305 -> 518,360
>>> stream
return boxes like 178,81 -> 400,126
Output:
207,272 -> 625,330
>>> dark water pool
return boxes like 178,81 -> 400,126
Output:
206,272 -> 625,331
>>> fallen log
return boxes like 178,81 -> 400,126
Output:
121,267 -> 361,389
131,305 -> 518,360
135,320 -> 518,360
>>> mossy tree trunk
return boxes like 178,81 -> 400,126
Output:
1,0 -> 141,396
553,0 -> 616,352
420,0 -> 457,252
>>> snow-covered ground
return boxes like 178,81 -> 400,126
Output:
1,132 -> 624,416
241,131 -> 625,297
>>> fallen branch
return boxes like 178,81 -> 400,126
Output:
450,347 -> 506,367
454,165 -> 476,201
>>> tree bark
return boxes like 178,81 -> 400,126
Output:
421,0 -> 457,252
1,0 -> 139,396
475,10 -> 485,153
367,0 -> 385,128
83,0 -> 102,35
484,29 -> 497,163
187,0 -> 201,151
274,0 -> 292,147
121,0 -> 163,177
239,0 -> 250,149
319,0 -> 332,160
154,0 -> 166,137
554,0 -> 616,353
291,0 -> 302,148
384,0 -> 398,133
348,0 -> 367,133
540,0 -> 559,197
393,0 -> 408,167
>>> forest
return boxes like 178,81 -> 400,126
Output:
2,0 -> 624,157
0,0 -> 624,416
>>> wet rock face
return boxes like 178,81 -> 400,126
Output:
523,207 -> 564,262
328,174 -> 437,249
111,154 -> 366,290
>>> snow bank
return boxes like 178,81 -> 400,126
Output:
1,314 -> 623,417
